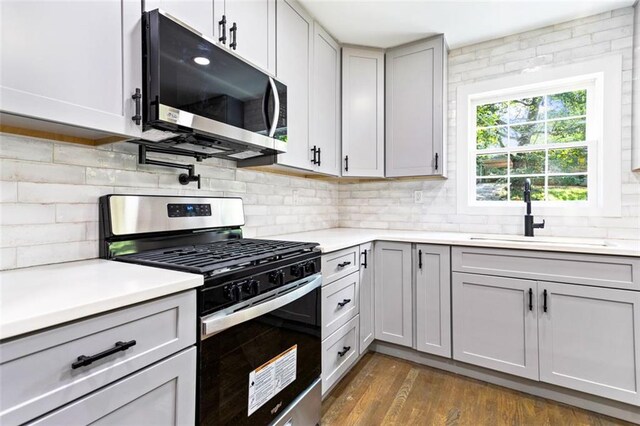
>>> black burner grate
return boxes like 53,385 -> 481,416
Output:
115,239 -> 318,274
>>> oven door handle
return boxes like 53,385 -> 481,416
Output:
201,274 -> 322,339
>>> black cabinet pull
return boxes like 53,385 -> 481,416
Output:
338,346 -> 351,357
344,155 -> 349,172
337,261 -> 351,268
337,298 -> 351,308
418,250 -> 423,269
543,289 -> 548,312
131,88 -> 141,125
230,22 -> 237,50
310,146 -> 317,165
361,249 -> 368,268
528,288 -> 533,311
434,152 -> 439,171
72,340 -> 136,369
218,15 -> 227,44
317,147 -> 321,166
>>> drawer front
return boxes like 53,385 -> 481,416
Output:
322,315 -> 359,395
452,246 -> 640,290
0,291 -> 196,426
322,246 -> 360,285
29,347 -> 196,425
322,272 -> 359,340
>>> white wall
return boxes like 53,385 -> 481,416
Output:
0,134 -> 339,269
633,2 -> 640,170
340,7 -> 640,241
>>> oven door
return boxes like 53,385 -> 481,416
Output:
199,274 -> 321,426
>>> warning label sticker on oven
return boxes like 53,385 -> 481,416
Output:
248,345 -> 297,416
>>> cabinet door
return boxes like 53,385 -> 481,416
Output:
214,0 -> 276,73
311,22 -> 341,176
415,244 -> 451,358
0,0 -> 142,138
146,0 -> 214,38
452,273 -> 539,380
386,36 -> 446,177
30,347 -> 196,426
374,242 -> 412,347
342,47 -> 385,177
538,282 -> 640,406
359,242 -> 374,354
276,0 -> 312,171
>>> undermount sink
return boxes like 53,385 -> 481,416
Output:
468,235 -> 611,247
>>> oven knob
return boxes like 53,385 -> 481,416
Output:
290,264 -> 303,278
231,284 -> 241,301
243,280 -> 260,296
305,261 -> 317,275
269,270 -> 285,286
224,284 -> 241,302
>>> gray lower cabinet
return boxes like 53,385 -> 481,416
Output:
452,273 -> 539,381
538,282 -> 640,406
359,242 -> 374,354
374,242 -> 412,347
29,347 -> 196,425
415,244 -> 451,358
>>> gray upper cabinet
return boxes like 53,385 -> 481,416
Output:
213,0 -> 276,74
415,244 -> 451,358
276,0 -> 313,171
385,36 -> 447,177
374,242 -> 412,347
359,242 -> 374,354
145,0 -> 214,38
0,0 -> 142,138
342,47 -> 385,177
538,282 -> 640,406
310,22 -> 341,176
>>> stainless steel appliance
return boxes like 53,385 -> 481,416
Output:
140,10 -> 287,161
99,195 -> 321,426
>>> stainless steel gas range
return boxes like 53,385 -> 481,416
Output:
99,195 -> 321,426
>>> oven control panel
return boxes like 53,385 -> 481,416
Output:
167,203 -> 212,217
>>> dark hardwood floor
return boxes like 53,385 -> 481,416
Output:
321,353 -> 634,426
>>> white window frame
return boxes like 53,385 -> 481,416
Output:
456,56 -> 622,217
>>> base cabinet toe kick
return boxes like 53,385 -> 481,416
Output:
320,242 -> 640,420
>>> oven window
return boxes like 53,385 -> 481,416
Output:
198,287 -> 321,425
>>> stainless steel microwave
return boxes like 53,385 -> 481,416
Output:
141,9 -> 287,161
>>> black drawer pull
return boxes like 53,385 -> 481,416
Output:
72,340 -> 136,369
338,346 -> 351,357
418,250 -> 423,269
543,289 -> 548,313
361,249 -> 368,268
337,261 -> 351,268
337,298 -> 351,308
528,288 -> 533,311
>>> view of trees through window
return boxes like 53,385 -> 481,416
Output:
475,89 -> 588,202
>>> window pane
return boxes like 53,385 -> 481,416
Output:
547,90 -> 586,119
510,150 -> 545,175
510,177 -> 545,201
476,178 -> 507,201
476,102 -> 508,127
509,123 -> 544,146
476,154 -> 508,176
548,147 -> 588,173
547,118 -> 586,144
548,175 -> 587,201
476,127 -> 508,150
509,96 -> 544,124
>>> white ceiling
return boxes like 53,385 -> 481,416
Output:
297,0 -> 635,49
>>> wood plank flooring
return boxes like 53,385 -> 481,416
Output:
321,353 -> 634,426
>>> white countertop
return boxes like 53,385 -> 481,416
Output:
0,259 -> 203,341
267,228 -> 640,257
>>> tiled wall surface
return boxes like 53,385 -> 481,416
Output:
340,7 -> 640,240
0,134 -> 339,269
1,8 -> 639,270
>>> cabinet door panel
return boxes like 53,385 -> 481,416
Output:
311,23 -> 341,176
359,242 -> 374,354
374,242 -> 412,347
415,244 -> 451,358
342,47 -> 384,177
276,0 -> 312,170
538,282 -> 640,406
146,0 -> 214,38
452,273 -> 538,380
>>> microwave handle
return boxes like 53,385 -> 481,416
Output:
268,77 -> 280,137
262,80 -> 272,134
201,274 -> 321,338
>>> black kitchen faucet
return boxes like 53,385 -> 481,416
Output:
524,178 -> 545,237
